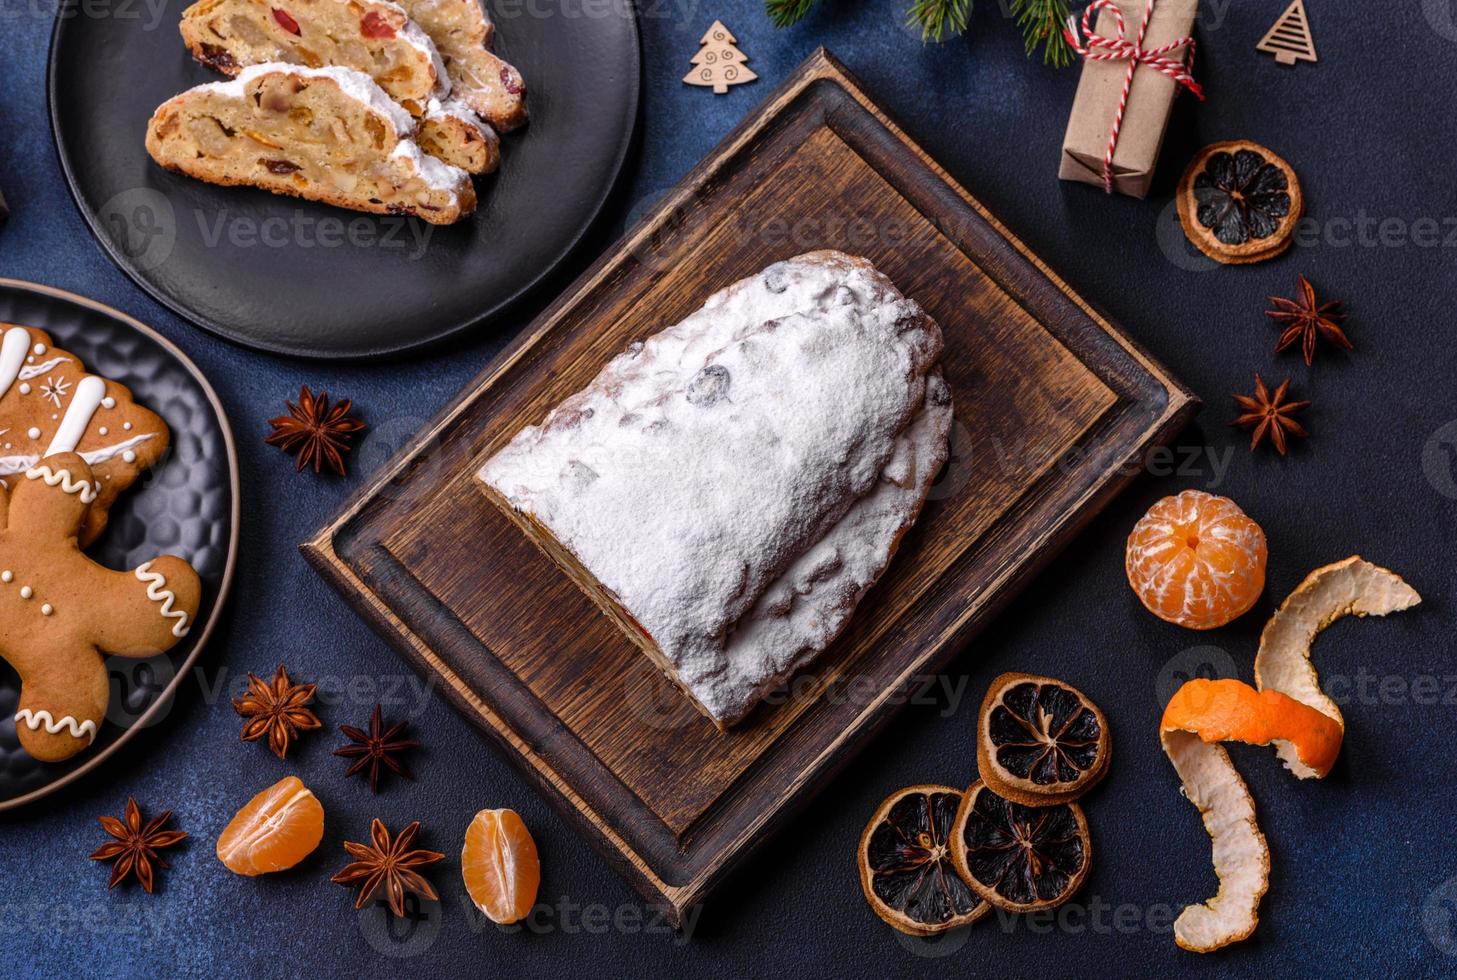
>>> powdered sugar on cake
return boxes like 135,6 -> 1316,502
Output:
388,140 -> 469,194
207,64 -> 417,138
479,251 -> 952,724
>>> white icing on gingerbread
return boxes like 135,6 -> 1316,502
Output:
47,375 -> 107,456
135,562 -> 192,638
0,327 -> 31,401
0,433 -> 157,480
15,708 -> 97,744
19,357 -> 71,381
24,465 -> 99,503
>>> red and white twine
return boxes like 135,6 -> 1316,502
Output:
1065,0 -> 1204,193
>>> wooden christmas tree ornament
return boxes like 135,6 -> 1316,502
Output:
1257,0 -> 1318,66
683,21 -> 758,95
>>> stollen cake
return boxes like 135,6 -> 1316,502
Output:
145,64 -> 475,224
477,252 -> 953,728
180,0 -> 448,104
419,97 -> 499,174
394,0 -> 527,131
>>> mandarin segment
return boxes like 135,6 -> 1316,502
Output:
461,809 -> 541,925
1126,490 -> 1267,630
216,775 -> 325,876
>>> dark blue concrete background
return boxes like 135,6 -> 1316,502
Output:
4,0 -> 1457,976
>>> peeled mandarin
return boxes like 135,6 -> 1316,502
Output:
461,808 -> 540,924
1125,490 -> 1267,630
216,775 -> 325,876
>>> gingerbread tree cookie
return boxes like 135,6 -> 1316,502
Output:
0,453 -> 201,762
0,325 -> 171,546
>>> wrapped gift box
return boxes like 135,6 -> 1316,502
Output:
1060,0 -> 1200,198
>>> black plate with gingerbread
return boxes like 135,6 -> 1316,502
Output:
0,280 -> 238,809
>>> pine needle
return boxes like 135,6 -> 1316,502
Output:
1009,0 -> 1075,67
906,0 -> 970,42
765,0 -> 820,28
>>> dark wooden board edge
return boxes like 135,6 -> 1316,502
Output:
303,48 -> 1200,924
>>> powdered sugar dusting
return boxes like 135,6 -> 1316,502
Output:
479,252 -> 952,724
425,97 -> 491,139
204,63 -> 416,138
389,139 -> 469,194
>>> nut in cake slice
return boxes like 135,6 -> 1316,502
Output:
477,251 -> 953,728
145,64 -> 475,224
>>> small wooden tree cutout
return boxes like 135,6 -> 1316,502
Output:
683,21 -> 758,95
1257,0 -> 1318,66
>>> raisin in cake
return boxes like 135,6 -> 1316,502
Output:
145,64 -> 475,224
395,0 -> 526,131
478,252 -> 953,728
181,0 -> 448,104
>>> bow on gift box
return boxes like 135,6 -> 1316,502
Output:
1065,0 -> 1204,193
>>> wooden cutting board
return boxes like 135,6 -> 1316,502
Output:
304,49 -> 1197,925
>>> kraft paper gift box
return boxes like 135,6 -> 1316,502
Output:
1059,0 -> 1200,198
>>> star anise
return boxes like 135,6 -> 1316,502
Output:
1267,275 -> 1351,366
334,704 -> 422,793
264,385 -> 367,476
332,819 -> 445,918
1232,374 -> 1310,455
89,797 -> 187,893
233,664 -> 322,759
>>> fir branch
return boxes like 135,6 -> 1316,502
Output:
765,0 -> 820,28
905,0 -> 970,42
1009,0 -> 1075,67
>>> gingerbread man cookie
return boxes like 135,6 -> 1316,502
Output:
0,325 -> 171,546
0,453 -> 201,762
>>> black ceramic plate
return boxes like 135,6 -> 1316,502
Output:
0,280 -> 238,809
48,0 -> 640,358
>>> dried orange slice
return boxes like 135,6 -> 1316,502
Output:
216,775 -> 325,876
857,784 -> 986,936
949,781 -> 1090,914
461,808 -> 540,925
1126,490 -> 1267,630
1255,555 -> 1420,746
978,673 -> 1110,807
1176,141 -> 1303,266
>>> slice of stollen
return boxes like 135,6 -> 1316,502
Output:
179,0 -> 495,173
395,0 -> 526,132
181,0 -> 449,104
145,64 -> 475,225
419,97 -> 499,174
